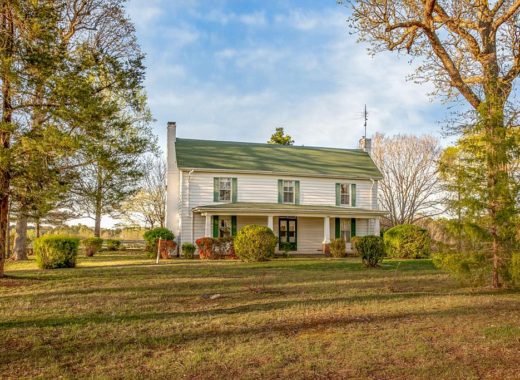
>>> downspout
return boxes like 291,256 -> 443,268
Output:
187,170 -> 195,243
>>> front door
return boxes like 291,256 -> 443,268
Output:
279,218 -> 297,251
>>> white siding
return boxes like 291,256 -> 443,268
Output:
237,216 -> 268,231
181,171 -> 376,210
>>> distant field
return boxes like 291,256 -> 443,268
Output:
1,252 -> 520,379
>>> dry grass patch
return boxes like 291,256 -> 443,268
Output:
1,253 -> 520,379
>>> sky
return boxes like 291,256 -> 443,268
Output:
126,0 -> 452,154
82,0 -> 454,229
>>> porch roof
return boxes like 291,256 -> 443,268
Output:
192,202 -> 387,217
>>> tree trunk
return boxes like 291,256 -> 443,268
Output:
94,164 -> 103,238
13,213 -> 28,260
0,3 -> 14,277
35,218 -> 41,238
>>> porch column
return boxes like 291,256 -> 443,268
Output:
322,216 -> 331,255
374,218 -> 380,236
267,215 -> 274,231
204,214 -> 212,237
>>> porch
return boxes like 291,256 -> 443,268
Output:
191,203 -> 386,254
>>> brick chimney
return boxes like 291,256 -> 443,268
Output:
359,136 -> 372,156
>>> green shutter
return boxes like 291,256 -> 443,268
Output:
232,178 -> 238,203
351,218 -> 356,237
278,179 -> 283,204
213,178 -> 219,202
335,218 -> 340,239
212,215 -> 219,238
231,216 -> 237,236
295,180 -> 300,205
335,183 -> 341,206
351,184 -> 356,207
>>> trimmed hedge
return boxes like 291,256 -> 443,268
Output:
357,235 -> 385,267
82,237 -> 103,257
34,235 -> 80,269
234,225 -> 277,262
105,239 -> 122,251
182,243 -> 196,259
195,237 -> 236,259
143,228 -> 175,253
384,224 -> 431,259
330,238 -> 347,258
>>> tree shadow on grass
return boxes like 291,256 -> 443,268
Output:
2,301 -> 519,366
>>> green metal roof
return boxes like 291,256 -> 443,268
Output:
193,202 -> 387,217
176,138 -> 382,179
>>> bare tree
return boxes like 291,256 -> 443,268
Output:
120,155 -> 166,229
372,133 -> 442,226
340,0 -> 520,288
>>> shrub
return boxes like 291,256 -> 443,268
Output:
357,235 -> 385,267
82,237 -> 103,257
384,224 -> 431,259
105,239 -> 122,251
34,235 -> 80,269
234,225 -> 277,262
432,251 -> 491,286
330,238 -> 347,258
195,237 -> 236,259
351,236 -> 362,256
182,243 -> 196,259
143,228 -> 175,253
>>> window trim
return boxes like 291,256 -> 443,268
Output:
339,183 -> 351,206
282,180 -> 295,204
218,177 -> 232,202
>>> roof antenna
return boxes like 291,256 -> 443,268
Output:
363,104 -> 368,139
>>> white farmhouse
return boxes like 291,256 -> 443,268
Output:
166,122 -> 386,254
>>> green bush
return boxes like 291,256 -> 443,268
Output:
34,235 -> 80,269
384,224 -> 431,258
357,235 -> 385,267
182,243 -> 196,259
143,228 -> 175,253
82,237 -> 103,257
105,239 -> 122,251
510,253 -> 520,288
330,238 -> 347,258
432,251 -> 491,286
234,225 -> 277,262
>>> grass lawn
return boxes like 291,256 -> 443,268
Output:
1,252 -> 520,379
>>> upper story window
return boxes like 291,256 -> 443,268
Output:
283,180 -> 295,203
340,184 -> 350,205
218,177 -> 231,201
336,183 -> 356,207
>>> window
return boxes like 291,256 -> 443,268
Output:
219,178 -> 231,201
340,183 -> 350,206
340,219 -> 351,243
283,180 -> 295,203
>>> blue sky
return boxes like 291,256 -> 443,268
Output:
126,0 -> 451,153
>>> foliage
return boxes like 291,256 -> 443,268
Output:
34,235 -> 80,269
182,243 -> 196,259
195,237 -> 236,260
432,252 -> 492,286
267,127 -> 294,145
350,236 -> 362,256
357,236 -> 385,267
82,238 -> 104,257
105,239 -> 122,251
143,228 -> 175,253
234,225 -> 277,262
330,238 -> 347,258
384,224 -> 431,259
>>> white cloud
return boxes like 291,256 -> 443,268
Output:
197,9 -> 267,27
